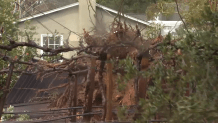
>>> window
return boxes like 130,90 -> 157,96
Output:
40,34 -> 63,55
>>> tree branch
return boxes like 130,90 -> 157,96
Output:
175,0 -> 189,33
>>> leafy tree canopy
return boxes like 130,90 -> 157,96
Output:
0,0 -> 37,95
116,0 -> 218,122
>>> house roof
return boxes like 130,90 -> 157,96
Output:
6,73 -> 69,105
19,2 -> 151,26
126,13 -> 148,21
96,4 -> 150,26
6,71 -> 87,105
148,20 -> 183,27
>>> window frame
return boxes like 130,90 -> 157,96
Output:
40,34 -> 63,55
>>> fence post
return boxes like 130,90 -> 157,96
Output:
83,58 -> 96,122
106,54 -> 113,121
72,75 -> 78,122
68,74 -> 77,122
98,60 -> 106,120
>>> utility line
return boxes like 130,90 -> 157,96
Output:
15,2 -> 54,35
33,111 -> 102,122
23,2 -> 81,37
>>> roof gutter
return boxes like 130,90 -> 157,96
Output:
19,2 -> 79,22
96,4 -> 151,26
18,2 -> 151,27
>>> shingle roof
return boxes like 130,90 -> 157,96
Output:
6,72 -> 69,104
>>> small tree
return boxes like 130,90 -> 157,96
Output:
0,0 -> 38,118
117,0 -> 218,122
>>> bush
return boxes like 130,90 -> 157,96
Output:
1,105 -> 14,121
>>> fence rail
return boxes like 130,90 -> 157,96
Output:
2,105 -> 167,123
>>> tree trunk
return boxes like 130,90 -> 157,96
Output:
138,77 -> 147,99
106,54 -> 113,121
134,55 -> 142,104
99,60 -> 106,121
68,75 -> 74,122
72,75 -> 77,122
133,55 -> 143,121
0,62 -> 14,118
83,58 -> 96,122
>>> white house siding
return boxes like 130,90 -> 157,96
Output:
18,3 -> 150,59
19,6 -> 80,58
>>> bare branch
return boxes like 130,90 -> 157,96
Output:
0,40 -> 80,55
175,0 -> 189,33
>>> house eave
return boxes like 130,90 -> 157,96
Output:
96,4 -> 151,26
19,2 -> 79,22
148,20 -> 183,27
18,2 -> 151,26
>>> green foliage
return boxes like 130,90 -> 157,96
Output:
1,105 -> 14,121
146,0 -> 176,20
16,113 -> 31,121
0,1 -> 38,97
116,1 -> 218,122
1,105 -> 31,122
117,106 -> 128,121
139,5 -> 218,122
145,0 -> 211,21
117,57 -> 139,91
144,23 -> 164,39
0,0 -> 20,96
181,0 -> 209,27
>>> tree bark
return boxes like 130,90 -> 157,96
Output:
72,75 -> 77,122
99,60 -> 106,121
68,75 -> 74,122
185,83 -> 190,97
106,54 -> 113,121
134,55 -> 142,104
138,77 -> 147,99
0,62 -> 14,118
83,58 -> 96,122
133,55 -> 142,121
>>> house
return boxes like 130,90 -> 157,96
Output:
18,0 -> 151,59
148,13 -> 183,36
128,12 -> 183,36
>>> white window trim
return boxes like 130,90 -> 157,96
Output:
40,34 -> 63,55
